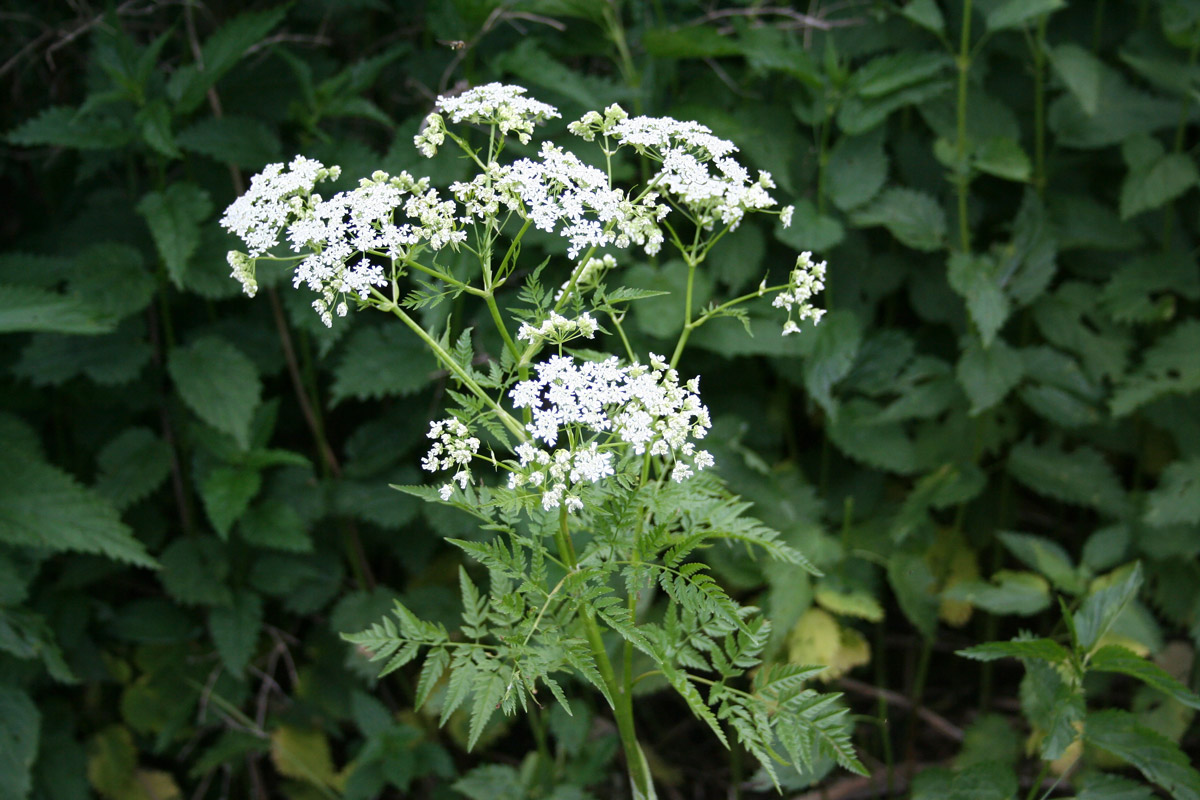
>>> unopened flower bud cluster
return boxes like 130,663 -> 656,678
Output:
773,251 -> 827,335
555,254 -> 616,302
516,311 -> 599,345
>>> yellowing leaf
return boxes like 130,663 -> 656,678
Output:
927,528 -> 980,627
815,585 -> 885,622
270,726 -> 340,790
132,770 -> 182,800
786,608 -> 871,681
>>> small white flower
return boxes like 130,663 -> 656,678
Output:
780,204 -> 794,229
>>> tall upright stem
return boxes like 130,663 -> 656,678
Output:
955,0 -> 974,252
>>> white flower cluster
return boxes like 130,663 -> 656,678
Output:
507,354 -> 713,511
222,160 -> 466,326
572,104 -> 778,231
516,310 -> 599,344
421,418 -> 481,501
418,83 -> 561,155
555,253 -> 616,302
773,251 -> 827,335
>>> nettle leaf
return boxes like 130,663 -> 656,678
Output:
825,129 -> 889,211
238,499 -> 312,552
169,336 -> 261,449
829,399 -> 922,475
836,79 -> 953,135
1145,457 -> 1200,527
888,552 -> 938,637
201,466 -> 262,539
958,637 -> 1071,664
331,323 -> 436,405
948,252 -> 1009,346
1048,50 -> 1179,149
851,187 -> 947,251
1074,563 -> 1143,652
6,105 -> 130,149
1101,251 -> 1200,325
1076,774 -> 1155,800
1112,320 -> 1200,416
159,536 -> 232,606
1085,709 -> 1200,800
777,198 -> 845,252
0,285 -> 114,334
1050,43 -> 1103,115
803,310 -> 862,418
137,182 -> 213,286
986,0 -> 1066,32
956,337 -> 1023,415
1034,282 -> 1130,382
850,51 -> 952,98
0,685 -> 39,800
208,589 -> 263,676
1088,644 -> 1200,709
0,450 -> 156,568
999,531 -> 1085,594
974,137 -> 1032,182
901,0 -> 946,35
15,320 -> 152,387
176,116 -> 283,168
1021,658 -> 1085,760
94,427 -> 172,511
1048,192 -> 1142,251
167,5 -> 290,114
1007,439 -> 1132,518
1119,134 -> 1199,219
942,570 -> 1051,615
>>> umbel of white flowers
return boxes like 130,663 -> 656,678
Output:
219,83 -> 825,334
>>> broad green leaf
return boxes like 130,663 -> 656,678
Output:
1145,457 -> 1200,527
958,637 -> 1071,663
948,252 -> 1010,346
1048,56 -> 1179,149
1119,136 -> 1199,219
850,51 -> 951,98
802,310 -> 862,418
901,0 -> 946,35
68,243 -> 156,322
814,584 -> 884,622
1050,43 -> 1102,114
956,337 -> 1023,414
737,26 -> 823,86
159,536 -> 233,607
208,590 -> 263,676
942,570 -> 1051,615
1033,282 -> 1130,381
1084,709 -> 1200,800
973,137 -> 1031,182
851,188 -> 947,251
0,285 -> 114,334
0,451 -> 156,568
1089,644 -> 1200,709
137,182 -> 213,286
825,129 -> 888,211
6,105 -> 129,150
169,336 -> 261,449
828,399 -> 922,475
1048,192 -> 1142,251
642,26 -> 740,58
836,79 -> 953,135
1007,438 -> 1132,518
454,764 -> 524,800
201,466 -> 262,539
16,320 -> 152,388
1020,658 -> 1084,759
238,500 -> 312,552
94,427 -> 172,511
1111,320 -> 1200,416
1074,562 -> 1143,652
998,531 -> 1085,594
270,725 -> 339,789
986,0 -> 1066,32
136,99 -> 180,158
1101,251 -> 1200,325
1082,525 -> 1130,573
167,6 -> 290,114
1077,774 -> 1155,800
777,198 -> 845,252
888,552 -> 938,637
481,39 -> 625,111
330,324 -> 438,406
176,116 -> 282,168
0,685 -> 39,800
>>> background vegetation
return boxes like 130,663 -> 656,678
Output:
2,0 -> 1200,798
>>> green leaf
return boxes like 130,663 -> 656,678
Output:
776,198 -> 845,252
453,764 -> 524,800
1112,320 -> 1200,416
973,137 -> 1032,182
94,427 -> 173,511
1048,192 -> 1142,251
1084,709 -> 1200,800
901,0 -> 946,35
986,0 -> 1066,32
0,686 -> 40,800
68,243 -> 156,322
803,310 -> 862,418
850,51 -> 951,98
948,253 -> 1010,347
201,466 -> 262,539
159,536 -> 232,607
887,552 -> 938,637
958,637 -> 1071,664
642,26 -> 741,58
0,451 -> 156,568
167,6 -> 290,114
1145,457 -> 1200,527
942,570 -> 1051,615
1048,54 -> 1179,149
1119,137 -> 1199,219
825,129 -> 888,211
956,337 -> 1023,414
208,590 -> 263,676
1089,644 -> 1200,709
136,99 -> 181,158
0,285 -> 114,335
998,531 -> 1085,594
238,500 -> 312,552
1050,44 -> 1102,115
137,182 -> 213,286
331,324 -> 436,405
1076,774 -> 1155,800
1074,562 -> 1143,652
851,188 -> 947,251
1007,439 -> 1132,517
1021,658 -> 1084,760
6,105 -> 129,150
169,336 -> 261,449
176,116 -> 283,168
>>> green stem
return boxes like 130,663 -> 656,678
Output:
377,296 -> 526,441
904,637 -> 934,769
1163,35 -> 1200,249
1032,14 -> 1048,198
1024,758 -> 1053,800
669,259 -> 698,368
955,0 -> 974,252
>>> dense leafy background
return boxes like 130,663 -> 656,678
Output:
2,0 -> 1199,797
